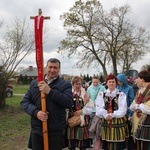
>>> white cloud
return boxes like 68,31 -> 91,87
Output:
0,0 -> 150,76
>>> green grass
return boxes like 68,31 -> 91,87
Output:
0,85 -> 30,150
13,84 -> 29,94
5,96 -> 24,107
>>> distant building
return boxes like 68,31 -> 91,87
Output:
15,66 -> 45,79
15,66 -> 73,81
61,74 -> 73,81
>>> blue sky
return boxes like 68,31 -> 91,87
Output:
0,0 -> 150,75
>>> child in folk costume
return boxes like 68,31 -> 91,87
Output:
130,70 -> 150,150
96,74 -> 128,150
67,76 -> 92,150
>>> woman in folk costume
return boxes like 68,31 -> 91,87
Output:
96,74 -> 128,150
67,76 -> 92,150
130,70 -> 150,150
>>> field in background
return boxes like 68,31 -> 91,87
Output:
0,85 -> 30,150
13,84 -> 29,94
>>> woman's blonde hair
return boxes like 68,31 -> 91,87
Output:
71,76 -> 83,85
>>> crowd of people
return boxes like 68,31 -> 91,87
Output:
20,58 -> 150,150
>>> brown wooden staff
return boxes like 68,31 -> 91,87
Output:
30,9 -> 50,150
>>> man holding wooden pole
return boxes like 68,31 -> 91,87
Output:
20,9 -> 73,150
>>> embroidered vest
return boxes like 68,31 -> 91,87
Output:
103,91 -> 120,113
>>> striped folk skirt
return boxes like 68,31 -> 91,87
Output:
101,116 -> 128,150
67,115 -> 92,148
136,115 -> 150,150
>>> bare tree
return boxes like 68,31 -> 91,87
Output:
58,0 -> 108,77
58,0 -> 150,76
140,64 -> 150,72
105,7 -> 150,74
0,18 -> 34,107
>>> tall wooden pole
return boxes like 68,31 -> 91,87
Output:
30,9 -> 50,150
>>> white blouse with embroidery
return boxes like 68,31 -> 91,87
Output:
96,88 -> 127,119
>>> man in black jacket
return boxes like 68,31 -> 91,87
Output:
20,58 -> 73,150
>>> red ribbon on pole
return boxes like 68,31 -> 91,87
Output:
34,16 -> 44,81
34,15 -> 49,150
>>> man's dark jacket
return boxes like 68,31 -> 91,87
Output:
20,77 -> 73,135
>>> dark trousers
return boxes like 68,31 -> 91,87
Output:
32,130 -> 63,150
28,131 -> 32,149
